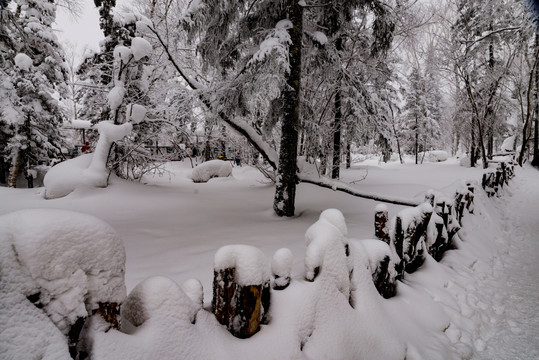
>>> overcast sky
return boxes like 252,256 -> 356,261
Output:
54,0 -> 132,64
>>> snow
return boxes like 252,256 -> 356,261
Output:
214,244 -> 269,286
107,85 -> 125,110
126,103 -> 147,124
44,122 -> 133,198
113,45 -> 132,63
275,19 -> 293,30
1,159 -> 538,359
501,135 -> 516,152
130,37 -> 152,61
14,52 -> 33,71
271,248 -> 293,287
191,160 -> 233,183
70,119 -> 92,129
313,31 -> 328,45
423,150 -> 449,162
0,209 -> 125,358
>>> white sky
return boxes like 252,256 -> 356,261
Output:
54,0 -> 132,64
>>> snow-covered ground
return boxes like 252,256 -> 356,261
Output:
0,158 -> 537,359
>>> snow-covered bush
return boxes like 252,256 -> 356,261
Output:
44,122 -> 133,199
0,209 -> 126,359
423,150 -> 449,162
192,160 -> 233,183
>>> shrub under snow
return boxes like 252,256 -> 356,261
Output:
0,209 -> 126,359
192,160 -> 233,183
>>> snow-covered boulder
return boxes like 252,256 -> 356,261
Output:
191,160 -> 233,183
0,209 -> 126,359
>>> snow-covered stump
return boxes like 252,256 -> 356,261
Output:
392,203 -> 433,276
212,245 -> 270,339
374,204 -> 390,245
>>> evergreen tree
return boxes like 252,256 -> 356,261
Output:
0,0 -> 68,187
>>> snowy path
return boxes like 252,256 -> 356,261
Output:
474,167 -> 539,359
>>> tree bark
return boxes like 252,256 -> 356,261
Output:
532,33 -> 539,168
273,0 -> 303,217
331,37 -> 344,180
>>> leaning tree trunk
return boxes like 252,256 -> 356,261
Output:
532,33 -> 539,168
273,0 -> 303,217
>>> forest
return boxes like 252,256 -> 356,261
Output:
0,0 -> 538,216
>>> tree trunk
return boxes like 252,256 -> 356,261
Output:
470,115 -> 476,167
415,116 -> 418,165
331,89 -> 342,179
7,147 -> 20,188
532,33 -> 539,168
273,0 -> 303,217
331,37 -> 343,180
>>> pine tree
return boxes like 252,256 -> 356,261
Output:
0,0 -> 68,187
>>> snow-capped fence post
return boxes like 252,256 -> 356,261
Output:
212,245 -> 270,339
271,248 -> 293,290
465,183 -> 475,214
424,190 -> 435,206
374,204 -> 390,244
392,203 -> 433,276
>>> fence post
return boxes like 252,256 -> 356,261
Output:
374,204 -> 390,245
212,245 -> 270,339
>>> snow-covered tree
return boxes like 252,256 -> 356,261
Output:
0,0 -> 68,187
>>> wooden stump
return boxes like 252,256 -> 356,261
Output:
212,245 -> 270,339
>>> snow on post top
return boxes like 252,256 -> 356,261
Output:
271,248 -> 293,278
214,244 -> 269,286
375,204 -> 389,213
319,208 -> 348,236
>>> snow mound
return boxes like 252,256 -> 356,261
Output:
14,52 -> 33,71
304,210 -> 351,296
192,160 -> 233,183
0,209 -> 126,338
423,150 -> 449,162
122,276 -> 199,327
